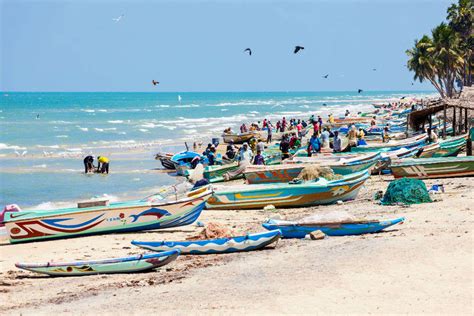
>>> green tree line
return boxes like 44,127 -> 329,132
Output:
406,0 -> 473,98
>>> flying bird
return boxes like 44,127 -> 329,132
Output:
322,74 -> 329,79
112,14 -> 124,22
358,89 -> 363,94
294,46 -> 304,54
372,68 -> 377,71
244,48 -> 252,56
152,80 -> 159,86
411,82 -> 414,86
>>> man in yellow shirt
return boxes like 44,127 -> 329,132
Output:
97,156 -> 110,174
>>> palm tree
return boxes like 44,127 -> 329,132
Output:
447,0 -> 473,86
406,35 -> 445,98
430,23 -> 464,97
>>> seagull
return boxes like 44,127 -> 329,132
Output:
322,74 -> 329,79
244,48 -> 252,56
294,46 -> 304,54
372,68 -> 377,71
358,89 -> 363,93
112,14 -> 124,22
152,80 -> 159,86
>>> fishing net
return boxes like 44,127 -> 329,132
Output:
381,178 -> 432,205
186,222 -> 237,240
297,165 -> 343,181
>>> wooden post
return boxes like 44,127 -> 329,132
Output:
459,107 -> 463,134
452,107 -> 456,136
465,108 -> 468,133
443,105 -> 447,139
428,114 -> 432,142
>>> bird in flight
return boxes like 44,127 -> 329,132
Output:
152,80 -> 159,86
244,48 -> 252,56
322,74 -> 329,79
372,68 -> 377,71
112,14 -> 124,22
294,46 -> 304,54
358,89 -> 363,93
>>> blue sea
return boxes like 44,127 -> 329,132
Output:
0,91 -> 435,208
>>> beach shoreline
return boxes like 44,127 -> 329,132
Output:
1,175 -> 472,315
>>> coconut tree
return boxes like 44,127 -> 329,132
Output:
430,23 -> 464,97
406,35 -> 446,98
447,0 -> 473,86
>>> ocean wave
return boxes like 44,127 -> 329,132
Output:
155,104 -> 170,108
175,104 -> 200,108
77,126 -> 89,132
0,143 -> 27,150
82,109 -> 95,113
56,135 -> 69,138
139,129 -> 149,133
108,120 -> 124,124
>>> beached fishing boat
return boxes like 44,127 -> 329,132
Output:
222,131 -> 260,144
203,162 -> 241,183
132,230 -> 281,255
205,170 -> 370,210
15,250 -> 180,276
390,156 -> 474,179
350,134 -> 427,153
262,217 -> 404,238
3,186 -> 212,243
417,134 -> 467,158
155,152 -> 175,170
243,152 -> 380,184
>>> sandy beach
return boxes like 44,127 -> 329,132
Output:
1,174 -> 472,315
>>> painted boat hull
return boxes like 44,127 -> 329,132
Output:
222,132 -> 260,144
132,230 -> 281,255
262,217 -> 405,238
15,250 -> 180,276
244,153 -> 380,184
203,162 -> 240,183
4,187 -> 212,243
418,135 -> 467,158
390,156 -> 474,179
350,134 -> 427,153
206,170 -> 370,210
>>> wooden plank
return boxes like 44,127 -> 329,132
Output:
77,200 -> 109,208
443,104 -> 447,139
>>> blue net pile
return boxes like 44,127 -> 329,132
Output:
381,178 -> 432,205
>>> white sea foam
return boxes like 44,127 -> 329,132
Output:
139,129 -> 149,132
176,104 -> 200,108
221,109 -> 228,111
108,120 -> 124,124
94,128 -> 105,132
155,104 -> 170,108
141,123 -> 158,128
56,135 -> 69,138
37,145 -> 60,149
0,143 -> 27,150
82,109 -> 95,113
78,127 -> 89,132
33,164 -> 48,168
98,109 -> 108,112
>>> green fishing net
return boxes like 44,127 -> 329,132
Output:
381,177 -> 432,205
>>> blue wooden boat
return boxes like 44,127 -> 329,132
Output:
131,230 -> 281,254
262,217 -> 405,238
206,170 -> 370,210
15,250 -> 180,276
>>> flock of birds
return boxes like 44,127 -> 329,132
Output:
110,15 -> 409,93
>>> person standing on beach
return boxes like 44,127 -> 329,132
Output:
83,155 -> 95,174
321,128 -> 330,149
238,143 -> 253,163
333,131 -> 342,152
309,133 -> 321,154
280,136 -> 290,160
97,156 -> 110,174
253,150 -> 265,165
296,121 -> 303,138
347,125 -> 358,147
266,122 -> 273,143
282,117 -> 287,132
257,139 -> 265,153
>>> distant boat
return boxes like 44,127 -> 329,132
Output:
16,250 -> 180,276
222,131 -> 261,144
205,170 -> 370,210
132,230 -> 281,255
262,217 -> 405,238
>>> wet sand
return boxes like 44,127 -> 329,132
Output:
0,175 -> 472,315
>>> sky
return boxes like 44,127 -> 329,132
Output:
1,0 -> 454,92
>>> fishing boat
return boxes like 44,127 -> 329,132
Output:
203,162 -> 241,183
222,131 -> 260,144
417,134 -> 467,158
262,217 -> 405,238
243,152 -> 380,184
155,152 -> 175,170
15,250 -> 180,276
3,185 -> 212,243
132,230 -> 281,255
205,170 -> 370,210
349,134 -> 427,153
390,156 -> 474,179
